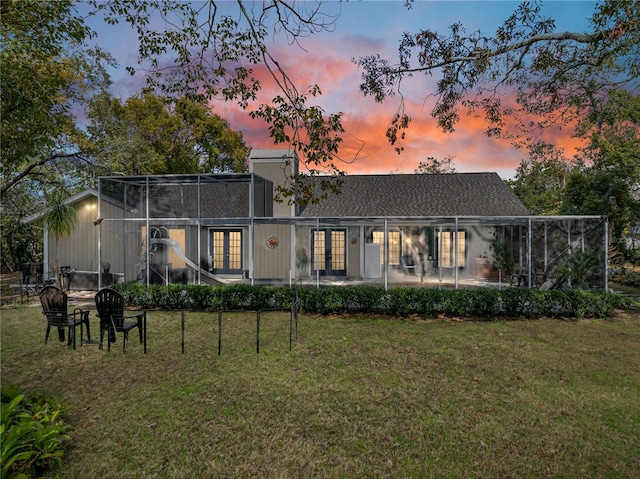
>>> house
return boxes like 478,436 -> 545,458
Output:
24,149 -> 609,290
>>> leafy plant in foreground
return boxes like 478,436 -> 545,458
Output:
1,385 -> 71,478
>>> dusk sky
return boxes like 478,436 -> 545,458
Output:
86,1 -> 597,179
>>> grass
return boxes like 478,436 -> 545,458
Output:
1,302 -> 639,478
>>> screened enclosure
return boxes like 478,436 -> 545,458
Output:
98,175 -> 608,291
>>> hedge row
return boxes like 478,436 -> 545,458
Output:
113,283 -> 630,319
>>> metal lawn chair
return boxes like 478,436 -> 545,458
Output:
39,285 -> 91,349
94,288 -> 147,353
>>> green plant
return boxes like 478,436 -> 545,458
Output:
2,306 -> 639,478
42,190 -> 76,278
568,250 -> 602,288
112,283 -> 628,319
491,241 -> 516,278
1,385 -> 71,478
296,247 -> 308,269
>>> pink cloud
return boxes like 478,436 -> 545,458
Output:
106,28 -> 584,180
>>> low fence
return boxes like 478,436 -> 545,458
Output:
179,301 -> 300,355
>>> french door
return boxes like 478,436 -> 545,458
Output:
210,229 -> 243,274
311,229 -> 346,276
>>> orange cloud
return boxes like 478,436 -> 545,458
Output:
111,31 -> 585,181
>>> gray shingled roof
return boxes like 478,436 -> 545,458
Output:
299,173 -> 530,217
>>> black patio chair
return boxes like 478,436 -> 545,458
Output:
94,288 -> 146,353
39,285 -> 91,349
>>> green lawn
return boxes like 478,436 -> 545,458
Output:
1,304 -> 639,478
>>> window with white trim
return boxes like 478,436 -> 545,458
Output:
438,230 -> 466,267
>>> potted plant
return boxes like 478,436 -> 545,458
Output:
474,254 -> 493,279
491,241 -> 515,285
296,247 -> 308,273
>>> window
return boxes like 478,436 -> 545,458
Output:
371,230 -> 400,266
438,230 -> 466,267
313,230 -> 326,271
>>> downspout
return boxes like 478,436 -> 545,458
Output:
197,175 -> 202,285
97,179 -> 102,289
146,177 -> 150,287
527,218 -> 532,288
454,217 -> 459,290
384,219 -> 388,291
43,225 -> 50,282
316,218 -> 320,289
249,174 -> 254,286
604,217 -> 608,291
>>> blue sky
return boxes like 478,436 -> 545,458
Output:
84,1 -> 597,178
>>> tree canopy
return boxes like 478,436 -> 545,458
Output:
0,0 -> 111,196
86,92 -> 249,176
414,156 -> 456,174
509,89 -> 639,257
508,142 -> 580,215
89,0 -> 346,199
356,0 -> 639,147
561,89 -> 640,242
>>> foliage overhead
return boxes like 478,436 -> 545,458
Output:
355,0 -> 640,149
2,0 -> 347,199
0,0 -> 112,196
86,92 -> 249,176
89,0 -> 347,202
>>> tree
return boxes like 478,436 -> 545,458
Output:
3,1 -> 346,203
42,190 -> 76,278
1,0 -> 111,273
0,0 -> 112,196
0,185 -> 42,273
414,156 -> 456,174
89,0 -> 346,204
86,92 -> 249,176
508,142 -> 580,215
1,1 -> 260,271
562,90 -> 640,246
355,0 -> 639,148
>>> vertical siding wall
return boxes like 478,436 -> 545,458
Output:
253,224 -> 292,279
250,158 -> 295,218
50,197 -> 99,272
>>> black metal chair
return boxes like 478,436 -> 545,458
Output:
39,285 -> 91,349
94,288 -> 146,353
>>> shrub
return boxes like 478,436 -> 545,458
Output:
414,288 -> 446,318
500,288 -> 543,318
1,384 -> 72,478
112,282 -> 627,319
